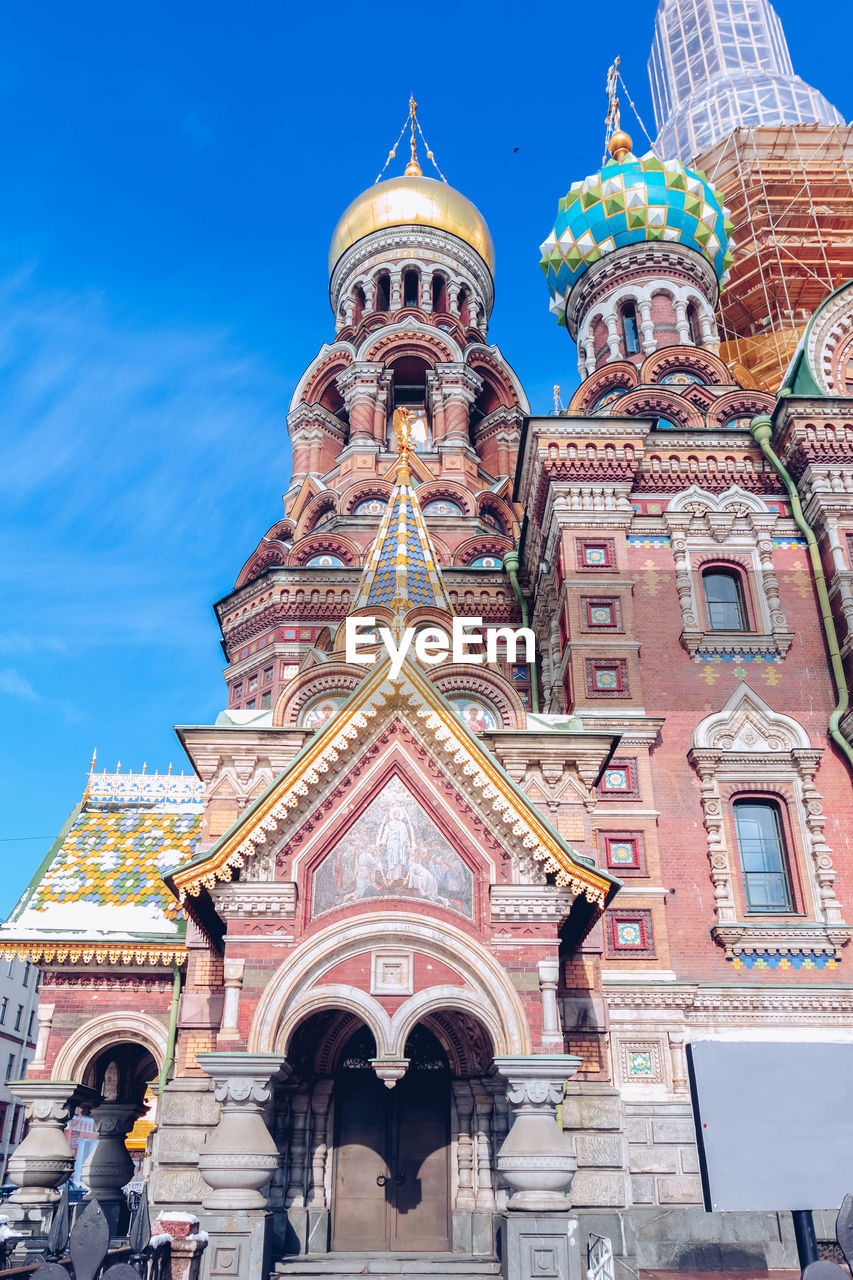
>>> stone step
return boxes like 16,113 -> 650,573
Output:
273,1253 -> 502,1279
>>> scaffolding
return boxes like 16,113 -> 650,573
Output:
694,123 -> 853,391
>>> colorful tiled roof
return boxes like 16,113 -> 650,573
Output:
353,465 -> 450,613
27,807 -> 197,924
0,777 -> 203,964
540,151 -> 734,327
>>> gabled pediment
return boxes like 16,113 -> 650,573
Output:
167,658 -> 614,908
288,475 -> 326,524
692,682 -> 812,753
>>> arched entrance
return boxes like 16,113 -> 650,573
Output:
274,1005 -> 501,1260
332,1024 -> 450,1252
56,1031 -> 160,1234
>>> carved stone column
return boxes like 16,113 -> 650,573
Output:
432,362 -> 482,448
196,1052 -> 289,1210
306,1078 -> 333,1253
220,957 -> 245,1040
668,1031 -> 689,1095
474,1093 -> 496,1211
493,1055 -> 580,1212
82,1101 -> 143,1233
537,959 -> 563,1052
674,299 -> 691,344
7,1081 -> 98,1229
452,1081 -> 476,1212
421,270 -> 433,313
335,362 -> 387,447
604,312 -> 622,360
638,299 -> 656,353
30,1004 -> 55,1071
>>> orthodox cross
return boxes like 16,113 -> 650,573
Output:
604,56 -> 621,162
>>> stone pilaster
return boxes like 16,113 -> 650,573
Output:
335,362 -> 387,447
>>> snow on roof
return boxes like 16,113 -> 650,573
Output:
1,802 -> 201,943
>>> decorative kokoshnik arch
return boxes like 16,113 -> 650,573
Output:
248,913 -> 533,1064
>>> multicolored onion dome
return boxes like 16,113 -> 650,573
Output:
539,132 -> 734,327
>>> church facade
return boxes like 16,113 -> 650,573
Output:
2,98 -> 853,1280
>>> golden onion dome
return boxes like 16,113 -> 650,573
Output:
329,174 -> 495,276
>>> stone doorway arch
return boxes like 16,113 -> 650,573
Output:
247,912 -> 532,1064
270,1002 -> 507,1261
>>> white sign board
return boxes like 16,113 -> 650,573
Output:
688,1041 -> 853,1212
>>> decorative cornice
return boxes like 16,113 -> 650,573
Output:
489,884 -> 577,923
712,922 -> 851,961
0,940 -> 187,967
210,882 -> 298,919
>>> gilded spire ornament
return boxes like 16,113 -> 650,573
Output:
404,95 -> 422,177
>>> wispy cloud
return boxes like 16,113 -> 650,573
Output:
1,269 -> 295,656
0,668 -> 38,700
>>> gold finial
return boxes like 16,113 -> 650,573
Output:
608,130 -> 633,162
392,406 -> 415,483
404,95 -> 422,176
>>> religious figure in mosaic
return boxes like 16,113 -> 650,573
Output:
312,775 -> 474,918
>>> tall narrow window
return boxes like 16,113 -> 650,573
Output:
621,301 -> 640,355
403,270 -> 419,308
734,800 -> 793,912
352,286 -> 366,325
432,274 -> 448,312
703,569 -> 746,630
687,300 -> 702,346
375,273 -> 391,312
457,287 -> 470,326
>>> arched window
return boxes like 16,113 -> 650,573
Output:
432,274 -> 448,312
375,273 -> 391,312
457,287 -> 470,326
621,301 -> 640,355
733,800 -> 793,913
352,286 -> 366,325
687,300 -> 702,346
403,269 -> 419,308
703,568 -> 746,630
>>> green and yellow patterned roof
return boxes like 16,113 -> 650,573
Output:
27,808 -> 196,924
1,773 -> 203,959
540,143 -> 734,327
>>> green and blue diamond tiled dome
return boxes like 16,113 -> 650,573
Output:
539,137 -> 734,327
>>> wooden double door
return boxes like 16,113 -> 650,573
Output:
331,1051 -> 450,1252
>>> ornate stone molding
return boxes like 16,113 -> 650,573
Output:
210,882 -> 298,919
712,922 -> 850,961
664,485 -> 793,657
489,885 -> 577,923
690,684 -> 848,952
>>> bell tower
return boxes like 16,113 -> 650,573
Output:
287,99 -> 525,483
216,105 -> 532,715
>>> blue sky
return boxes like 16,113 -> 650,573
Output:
0,0 -> 849,917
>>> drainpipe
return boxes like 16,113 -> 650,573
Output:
157,962 -> 183,1094
503,549 -> 540,713
750,414 -> 853,774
